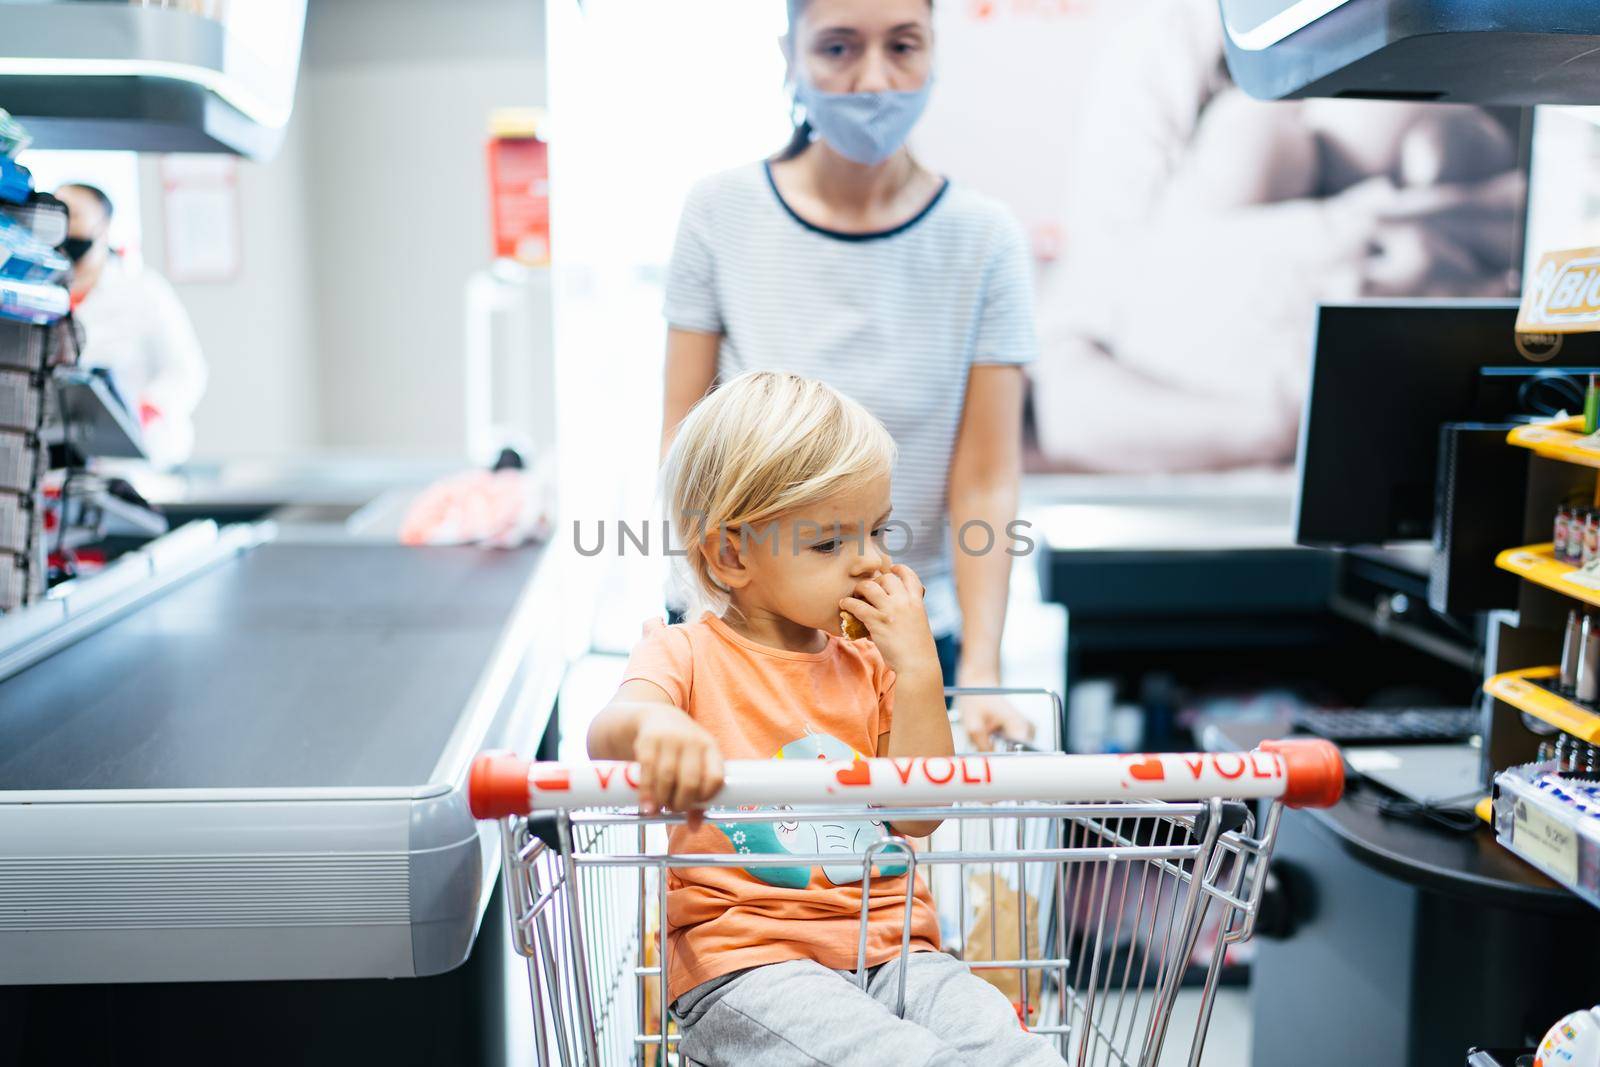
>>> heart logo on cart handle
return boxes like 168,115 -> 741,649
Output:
532,768 -> 572,791
834,761 -> 873,787
1125,756 -> 1165,783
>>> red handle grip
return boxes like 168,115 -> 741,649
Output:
469,750 -> 534,819
1259,738 -> 1345,808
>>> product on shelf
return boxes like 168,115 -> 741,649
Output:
0,213 -> 69,285
0,108 -> 55,615
0,193 -> 68,250
1536,1004 -> 1600,1067
1494,760 -> 1600,906
0,109 -> 28,159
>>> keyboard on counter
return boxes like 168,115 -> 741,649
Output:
1291,706 -> 1480,745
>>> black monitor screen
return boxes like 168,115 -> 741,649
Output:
1295,301 -> 1600,546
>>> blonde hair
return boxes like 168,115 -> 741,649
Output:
663,371 -> 896,617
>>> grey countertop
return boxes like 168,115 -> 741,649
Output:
1022,469 -> 1300,552
1022,470 -> 1432,574
0,540 -> 546,791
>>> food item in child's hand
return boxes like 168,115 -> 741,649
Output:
840,610 -> 868,640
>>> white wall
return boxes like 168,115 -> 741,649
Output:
140,0 -> 548,462
300,0 -> 549,458
138,78 -> 321,462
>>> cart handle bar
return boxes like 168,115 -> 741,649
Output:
468,739 -> 1342,820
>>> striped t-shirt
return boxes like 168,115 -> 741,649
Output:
664,161 -> 1038,639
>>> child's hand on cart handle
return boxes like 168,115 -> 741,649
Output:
634,706 -> 725,829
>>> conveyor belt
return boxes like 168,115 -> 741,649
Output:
0,538 -> 566,985
0,542 -> 543,790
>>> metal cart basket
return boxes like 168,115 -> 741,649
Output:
469,693 -> 1342,1067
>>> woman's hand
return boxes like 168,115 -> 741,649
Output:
634,705 -> 725,829
841,564 -> 940,678
955,692 -> 1034,752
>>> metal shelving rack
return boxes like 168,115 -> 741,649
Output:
0,163 -> 71,614
1486,419 -> 1600,908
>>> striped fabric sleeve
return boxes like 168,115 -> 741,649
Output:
972,213 -> 1040,366
663,181 -> 724,335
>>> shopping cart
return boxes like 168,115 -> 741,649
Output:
468,693 -> 1343,1067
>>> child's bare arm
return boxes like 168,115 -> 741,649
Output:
588,680 -> 725,828
845,564 -> 954,838
872,661 -> 950,838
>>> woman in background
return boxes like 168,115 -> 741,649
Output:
660,0 -> 1038,750
58,182 -> 207,469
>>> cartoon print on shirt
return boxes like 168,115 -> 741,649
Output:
716,728 -> 907,889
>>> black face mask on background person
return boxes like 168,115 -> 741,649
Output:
61,236 -> 95,262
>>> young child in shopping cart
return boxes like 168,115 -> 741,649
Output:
588,371 -> 1065,1065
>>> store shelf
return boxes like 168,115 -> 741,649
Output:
1493,763 -> 1600,912
1496,544 -> 1600,609
0,3 -> 304,158
1508,418 -> 1600,470
1484,666 -> 1600,743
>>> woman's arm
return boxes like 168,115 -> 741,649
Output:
661,328 -> 721,461
948,364 -> 1032,750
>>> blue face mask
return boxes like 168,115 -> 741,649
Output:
793,74 -> 933,166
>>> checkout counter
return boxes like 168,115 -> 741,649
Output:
1030,475 -> 1600,1065
1027,303 -> 1600,1065
0,476 -> 571,1064
1029,470 -> 1474,751
1202,715 -> 1600,1067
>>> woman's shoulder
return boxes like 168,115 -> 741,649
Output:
682,161 -> 772,213
931,181 -> 1029,249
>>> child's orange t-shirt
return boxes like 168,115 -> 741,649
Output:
621,612 -> 942,1002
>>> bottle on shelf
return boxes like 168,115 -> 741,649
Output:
1577,614 -> 1600,704
1563,609 -> 1585,695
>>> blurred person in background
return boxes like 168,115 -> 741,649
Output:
660,0 -> 1038,750
58,182 -> 207,469
1029,0 -> 1525,473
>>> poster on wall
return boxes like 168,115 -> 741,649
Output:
160,156 -> 242,284
915,0 -> 1529,475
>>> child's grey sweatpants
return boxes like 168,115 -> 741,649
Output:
672,951 -> 1068,1066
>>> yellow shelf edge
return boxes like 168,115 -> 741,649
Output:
1495,544 -> 1600,610
1508,419 -> 1600,470
1484,665 -> 1600,743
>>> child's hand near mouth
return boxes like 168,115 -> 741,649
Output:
839,563 -> 938,677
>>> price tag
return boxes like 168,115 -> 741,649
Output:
1563,562 -> 1600,592
1513,798 -> 1579,884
